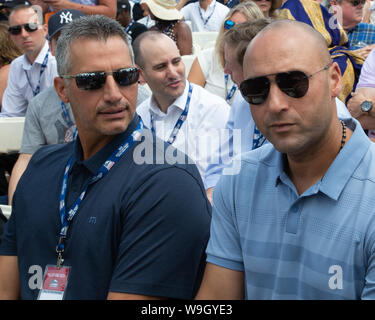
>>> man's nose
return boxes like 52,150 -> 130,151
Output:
103,75 -> 123,103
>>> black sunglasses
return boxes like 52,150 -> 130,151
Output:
349,0 -> 365,6
8,22 -> 39,35
61,67 -> 139,91
239,63 -> 331,105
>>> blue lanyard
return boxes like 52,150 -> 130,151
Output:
24,49 -> 49,97
125,19 -> 134,33
150,83 -> 192,145
224,74 -> 237,103
226,0 -> 234,7
61,102 -> 74,129
55,118 -> 144,269
61,102 -> 78,140
252,125 -> 266,150
198,1 -> 216,26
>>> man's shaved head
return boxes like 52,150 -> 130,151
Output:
244,19 -> 332,74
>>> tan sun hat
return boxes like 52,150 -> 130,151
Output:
141,0 -> 183,21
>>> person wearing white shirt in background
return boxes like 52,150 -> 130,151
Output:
180,0 -> 229,32
133,31 -> 230,180
1,4 -> 57,117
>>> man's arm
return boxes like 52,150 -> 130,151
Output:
187,58 -> 206,87
176,22 -> 193,56
43,0 -> 116,18
8,154 -> 32,205
0,256 -> 20,299
195,263 -> 244,299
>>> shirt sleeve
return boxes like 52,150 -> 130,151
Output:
181,4 -> 192,21
20,97 -> 46,154
0,62 -> 28,117
109,166 -> 211,299
204,106 -> 235,189
206,171 -> 244,272
357,49 -> 375,89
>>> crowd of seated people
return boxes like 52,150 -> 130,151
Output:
1,0 -> 375,301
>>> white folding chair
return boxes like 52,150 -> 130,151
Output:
0,117 -> 25,153
181,54 -> 197,76
192,32 -> 218,50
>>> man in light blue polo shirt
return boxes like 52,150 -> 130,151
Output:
196,19 -> 375,300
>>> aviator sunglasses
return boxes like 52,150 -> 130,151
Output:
61,67 -> 139,91
8,22 -> 39,35
239,63 -> 331,105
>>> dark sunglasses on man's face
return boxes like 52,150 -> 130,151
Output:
61,67 -> 139,91
349,0 -> 365,6
239,63 -> 331,105
8,22 -> 39,35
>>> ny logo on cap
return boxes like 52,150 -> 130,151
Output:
60,11 -> 73,24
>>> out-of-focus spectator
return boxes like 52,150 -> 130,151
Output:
279,0 -> 364,103
329,0 -> 375,59
188,1 -> 264,103
1,4 -> 57,117
143,0 -> 192,55
0,22 -> 22,111
253,0 -> 282,19
117,0 -> 147,43
180,0 -> 230,32
43,0 -> 117,20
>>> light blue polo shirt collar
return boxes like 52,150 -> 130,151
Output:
272,118 -> 371,200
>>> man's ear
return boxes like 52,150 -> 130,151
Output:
330,62 -> 342,99
42,23 -> 48,38
137,65 -> 147,85
54,77 -> 69,103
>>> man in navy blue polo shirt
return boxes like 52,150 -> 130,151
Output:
0,15 -> 211,300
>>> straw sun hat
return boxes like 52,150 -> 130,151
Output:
141,0 -> 183,21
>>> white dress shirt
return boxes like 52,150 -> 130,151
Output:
1,41 -> 57,117
181,0 -> 229,32
137,81 -> 230,179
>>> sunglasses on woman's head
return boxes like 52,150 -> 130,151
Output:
8,22 -> 39,35
61,67 -> 139,91
224,19 -> 235,30
239,63 -> 331,105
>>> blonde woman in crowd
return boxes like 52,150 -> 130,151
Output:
187,1 -> 264,105
0,22 -> 22,111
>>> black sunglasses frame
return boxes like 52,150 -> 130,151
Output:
349,0 -> 366,6
61,67 -> 139,91
8,22 -> 39,35
240,63 -> 332,105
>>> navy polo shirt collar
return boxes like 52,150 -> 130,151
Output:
70,113 -> 140,175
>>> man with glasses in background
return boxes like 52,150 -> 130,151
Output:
0,15 -> 211,300
330,0 -> 375,59
196,20 -> 375,299
1,4 -> 57,117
